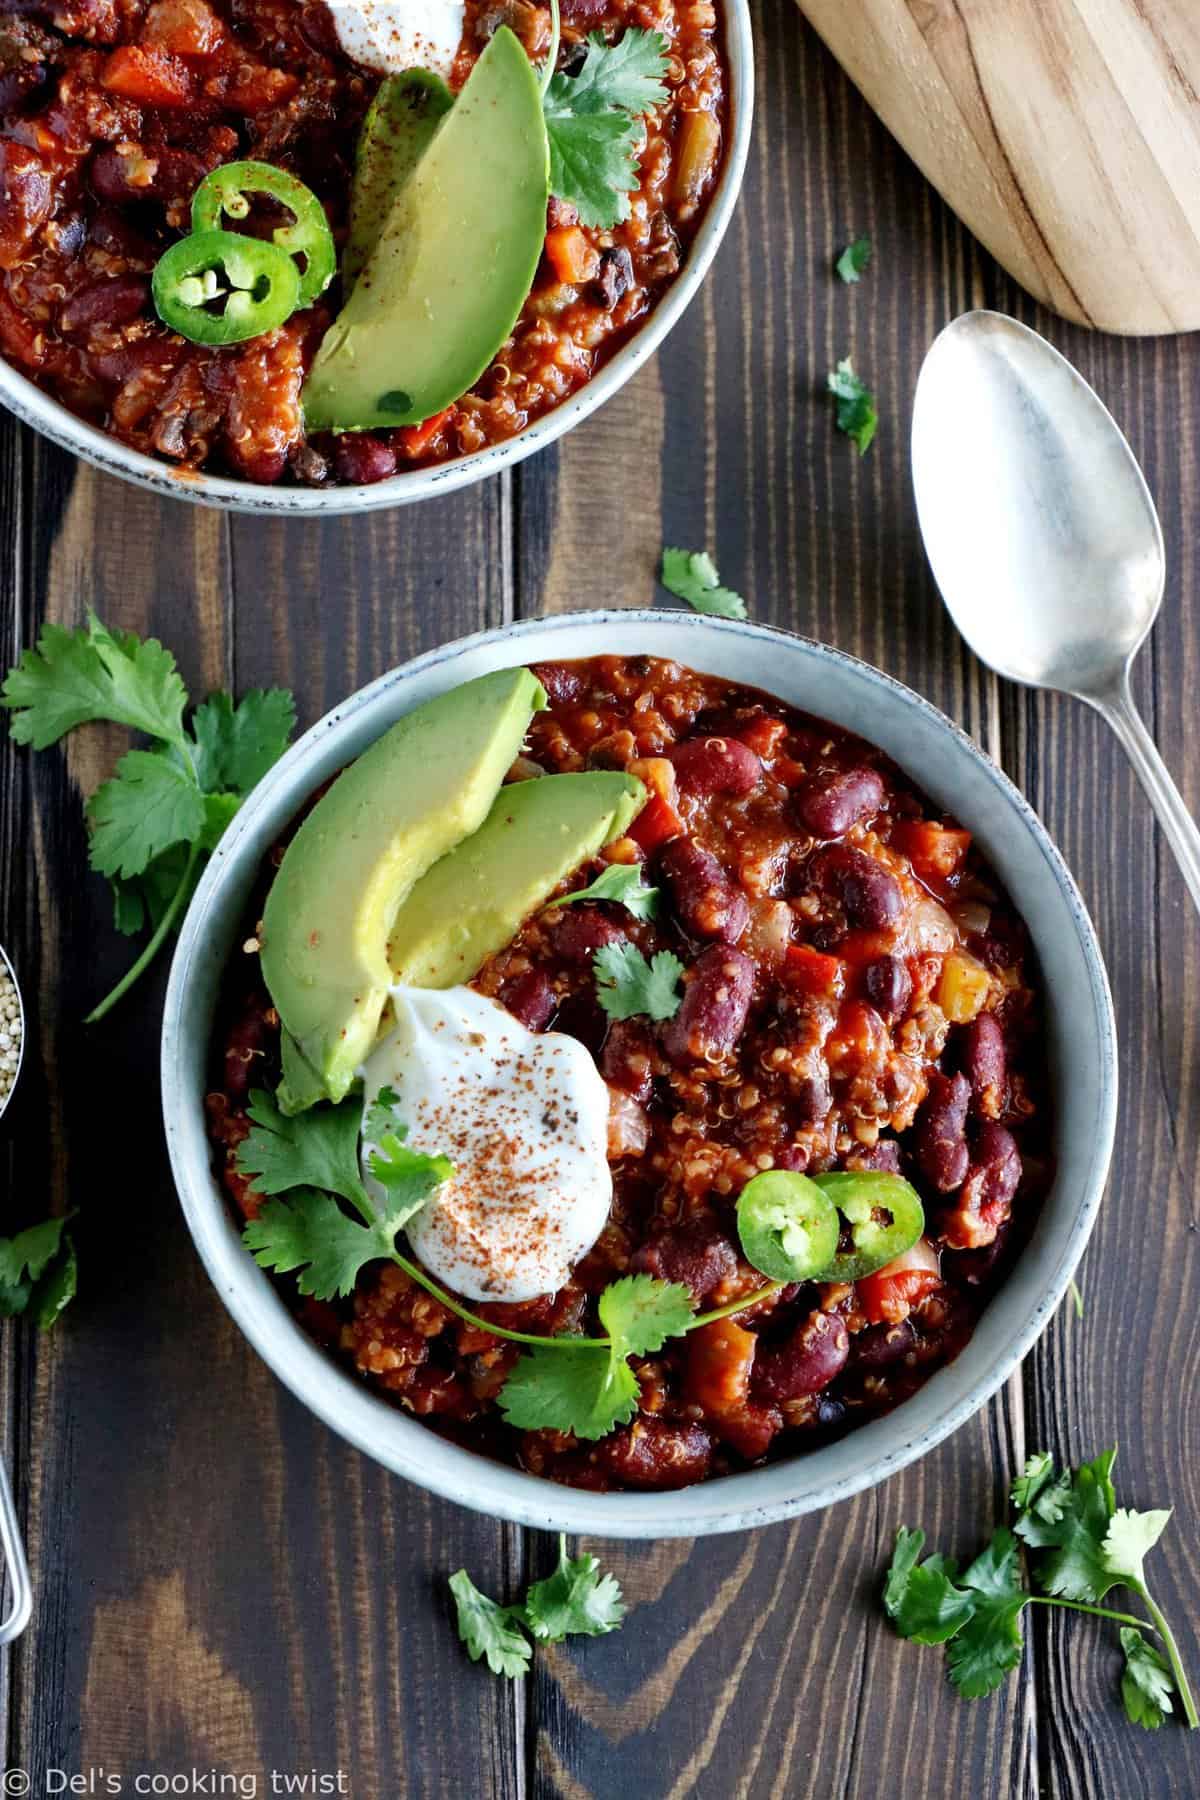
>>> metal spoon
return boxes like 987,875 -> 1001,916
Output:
911,310 -> 1200,914
0,945 -> 33,1645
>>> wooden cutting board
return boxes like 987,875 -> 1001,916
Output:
797,0 -> 1200,335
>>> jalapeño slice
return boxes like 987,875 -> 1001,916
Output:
808,1172 -> 925,1282
152,229 -> 301,346
191,160 -> 335,308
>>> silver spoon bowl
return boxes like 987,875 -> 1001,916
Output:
912,311 -> 1200,913
0,945 -> 33,1643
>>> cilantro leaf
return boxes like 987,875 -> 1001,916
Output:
543,29 -> 668,229
523,1535 -> 626,1642
0,1214 -> 76,1327
593,942 -> 683,1021
1102,1508 -> 1172,1589
364,1104 -> 454,1228
550,862 -> 660,920
1015,1447 -> 1118,1602
1,612 -> 187,749
827,358 -> 878,455
498,1340 -> 640,1441
836,235 -> 872,283
191,689 -> 297,795
111,842 -> 201,938
1120,1628 -> 1175,1729
449,1570 -> 532,1678
1010,1450 -> 1056,1514
32,1232 -> 77,1330
236,1088 -> 368,1212
86,749 -> 207,880
945,1530 -> 1028,1699
883,1532 -> 974,1645
243,1187 -> 393,1300
598,1274 -> 694,1357
660,547 -> 748,620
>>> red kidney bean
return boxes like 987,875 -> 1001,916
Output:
773,1142 -> 811,1174
552,905 -> 626,965
600,1019 -> 654,1105
960,1012 -> 1007,1119
550,988 -> 608,1058
915,1070 -> 971,1192
852,1316 -> 918,1370
846,1137 -> 903,1175
630,1219 -> 738,1302
222,996 -> 276,1104
667,735 -> 762,798
90,336 -> 180,386
796,766 -> 884,838
597,1417 -> 714,1489
530,661 -> 585,706
970,1122 -> 1021,1210
499,967 -> 555,1032
87,205 -> 156,263
753,1310 -> 851,1402
331,434 -> 397,485
662,945 -> 754,1067
864,953 -> 911,1020
792,1067 -> 832,1126
660,837 -> 749,945
90,143 -> 211,206
60,274 -> 149,337
817,845 -> 902,931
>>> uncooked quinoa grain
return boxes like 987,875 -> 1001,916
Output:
0,960 -> 22,1112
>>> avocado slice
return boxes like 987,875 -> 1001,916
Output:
302,26 -> 549,431
345,71 -> 453,298
261,667 -> 546,1110
387,770 -> 646,990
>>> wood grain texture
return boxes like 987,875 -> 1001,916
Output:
797,0 -> 1200,335
1,0 -> 1200,1795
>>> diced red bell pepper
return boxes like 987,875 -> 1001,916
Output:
102,44 -> 195,107
629,793 -> 684,853
783,943 -> 843,998
397,407 -> 455,459
857,1240 -> 941,1325
893,820 -> 972,892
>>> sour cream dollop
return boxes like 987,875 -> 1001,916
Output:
361,986 -> 612,1303
324,0 -> 464,78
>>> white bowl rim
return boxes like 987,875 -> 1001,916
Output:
0,6 -> 754,517
161,610 -> 1117,1537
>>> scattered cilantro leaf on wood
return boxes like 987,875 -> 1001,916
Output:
0,1214 -> 76,1329
1,613 -> 188,750
449,1570 -> 534,1678
191,689 -> 297,793
522,1534 -> 626,1641
543,29 -> 669,228
549,861 -> 660,919
1121,1628 -> 1175,1729
836,235 -> 872,283
593,942 -> 683,1021
827,358 -> 878,454
660,547 -> 748,620
1013,1446 -> 1118,1601
86,749 -> 208,880
942,1530 -> 1028,1699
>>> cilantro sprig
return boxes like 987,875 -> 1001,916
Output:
0,1215 -> 76,1330
827,358 -> 878,455
543,21 -> 669,228
835,235 -> 872,284
659,547 -> 748,620
547,861 -> 661,919
1,613 -> 295,1020
885,1448 -> 1198,1730
593,942 -> 683,1020
451,1534 -> 625,1677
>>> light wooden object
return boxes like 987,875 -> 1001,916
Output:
797,0 -> 1200,335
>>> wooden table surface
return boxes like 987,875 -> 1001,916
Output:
1,3 -> 1198,1795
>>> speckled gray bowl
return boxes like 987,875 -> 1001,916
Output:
0,8 -> 753,516
161,612 -> 1117,1536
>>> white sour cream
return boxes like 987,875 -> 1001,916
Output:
325,0 -> 464,78
360,985 -> 612,1302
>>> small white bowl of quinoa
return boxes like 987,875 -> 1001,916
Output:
0,948 -> 25,1121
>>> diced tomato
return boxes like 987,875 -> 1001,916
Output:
629,792 -> 683,852
739,717 -> 788,760
773,754 -> 807,788
893,820 -> 972,893
783,942 -> 843,998
141,0 -> 224,59
102,44 -> 195,106
397,407 -> 455,458
857,1239 -> 941,1325
544,225 -> 600,286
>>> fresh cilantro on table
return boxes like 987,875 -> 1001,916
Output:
884,1447 -> 1197,1729
0,1215 -> 76,1330
827,358 -> 878,455
593,942 -> 684,1021
836,235 -> 872,283
659,547 -> 748,620
1,612 -> 295,1021
543,28 -> 669,228
451,1534 -> 625,1677
548,861 -> 660,919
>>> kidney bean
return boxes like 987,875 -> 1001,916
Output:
817,845 -> 902,931
332,434 -> 397,486
60,274 -> 149,338
0,139 -> 51,270
662,945 -> 754,1067
667,735 -> 762,798
597,1417 -> 713,1490
91,143 -> 209,206
552,905 -> 626,965
87,205 -> 156,263
852,1316 -> 917,1370
864,953 -> 911,1020
773,1142 -> 811,1174
960,1011 -> 1007,1119
551,988 -> 608,1058
971,1122 -> 1021,1209
792,1067 -> 832,1126
915,1070 -> 971,1192
600,1019 -> 654,1105
660,837 -> 749,944
499,967 -> 555,1032
630,1219 -> 738,1303
847,1138 -> 903,1176
530,661 -> 585,705
753,1309 -> 850,1402
796,766 -> 884,838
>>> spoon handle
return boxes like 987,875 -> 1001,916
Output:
1090,673 -> 1200,916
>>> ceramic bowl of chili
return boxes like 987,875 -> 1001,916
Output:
160,611 -> 1117,1537
0,0 -> 753,515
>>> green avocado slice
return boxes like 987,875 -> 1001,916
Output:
303,27 -> 549,432
387,770 -> 646,990
261,666 -> 547,1111
345,71 -> 453,299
